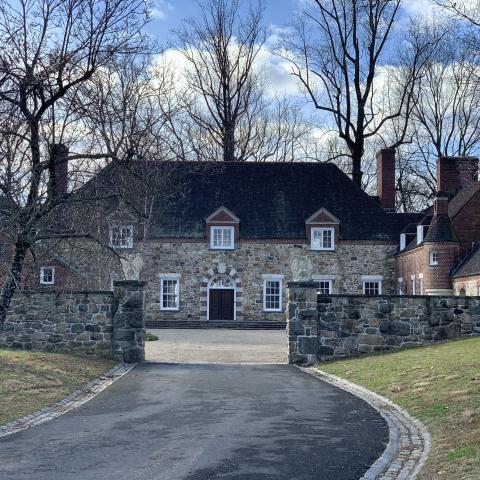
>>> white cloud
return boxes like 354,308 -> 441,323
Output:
149,0 -> 174,21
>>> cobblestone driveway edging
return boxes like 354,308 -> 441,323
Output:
300,367 -> 430,480
0,363 -> 135,439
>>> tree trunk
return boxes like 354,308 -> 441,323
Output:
223,123 -> 235,162
351,146 -> 364,187
0,237 -> 29,326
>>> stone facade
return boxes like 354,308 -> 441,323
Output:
0,281 -> 145,362
287,282 -> 480,365
140,240 -> 396,323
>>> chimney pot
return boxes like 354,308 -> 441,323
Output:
376,149 -> 396,211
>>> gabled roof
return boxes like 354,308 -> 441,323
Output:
451,241 -> 480,278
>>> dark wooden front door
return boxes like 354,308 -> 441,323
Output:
209,289 -> 234,320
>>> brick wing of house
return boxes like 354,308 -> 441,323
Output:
396,156 -> 480,296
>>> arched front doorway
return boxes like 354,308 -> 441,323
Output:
208,274 -> 236,321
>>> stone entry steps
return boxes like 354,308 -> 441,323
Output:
145,320 -> 286,330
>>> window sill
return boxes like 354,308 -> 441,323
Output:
160,308 -> 179,312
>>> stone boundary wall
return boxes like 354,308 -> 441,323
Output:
0,281 -> 146,363
287,281 -> 480,365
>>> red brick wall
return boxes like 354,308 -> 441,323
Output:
376,149 -> 396,211
451,189 -> 480,255
437,157 -> 478,193
395,242 -> 460,293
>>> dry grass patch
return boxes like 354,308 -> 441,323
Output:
0,349 -> 116,425
318,338 -> 480,480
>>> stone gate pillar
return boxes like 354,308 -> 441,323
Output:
112,280 -> 146,363
286,281 -> 319,365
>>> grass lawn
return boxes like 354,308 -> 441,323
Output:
0,349 -> 116,425
319,338 -> 480,480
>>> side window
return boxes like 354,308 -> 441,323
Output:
160,275 -> 180,311
262,276 -> 283,312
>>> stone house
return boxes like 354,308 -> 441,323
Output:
4,149 -> 480,326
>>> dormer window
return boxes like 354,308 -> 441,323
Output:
40,266 -> 55,285
400,233 -> 406,251
311,227 -> 335,251
417,225 -> 424,244
210,226 -> 234,250
109,225 -> 133,249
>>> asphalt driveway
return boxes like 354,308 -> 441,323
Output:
0,363 -> 388,480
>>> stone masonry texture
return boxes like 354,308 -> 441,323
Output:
0,281 -> 145,363
141,241 -> 396,323
287,282 -> 480,365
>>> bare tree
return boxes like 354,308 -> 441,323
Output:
0,0 -> 149,324
395,23 -> 480,210
174,0 -> 267,162
281,0 -> 434,187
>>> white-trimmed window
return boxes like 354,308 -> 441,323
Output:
429,251 -> 439,266
317,280 -> 332,295
362,275 -> 383,296
411,275 -> 416,295
400,233 -> 406,251
311,227 -> 335,251
160,274 -> 180,311
398,278 -> 405,295
262,274 -> 283,312
210,226 -> 234,250
417,225 -> 424,244
312,275 -> 334,295
109,225 -> 133,249
40,266 -> 55,285
419,273 -> 424,295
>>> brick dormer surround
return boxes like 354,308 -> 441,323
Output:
205,206 -> 240,242
305,207 -> 340,245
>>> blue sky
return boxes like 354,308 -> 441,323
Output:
146,0 -> 440,46
146,0 -> 312,45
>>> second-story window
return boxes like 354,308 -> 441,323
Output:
429,251 -> 439,266
311,227 -> 335,251
40,266 -> 55,285
210,226 -> 234,250
110,225 -> 133,249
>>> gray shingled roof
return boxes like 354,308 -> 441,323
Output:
131,161 -> 418,241
451,242 -> 480,278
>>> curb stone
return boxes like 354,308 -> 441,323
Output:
300,367 -> 430,480
0,363 -> 136,439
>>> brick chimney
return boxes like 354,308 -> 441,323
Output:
50,143 -> 68,198
436,156 -> 478,195
434,191 -> 449,218
376,149 -> 396,211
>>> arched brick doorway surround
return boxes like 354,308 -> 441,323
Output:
200,264 -> 243,321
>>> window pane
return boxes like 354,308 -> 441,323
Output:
162,279 -> 178,309
318,281 -> 331,295
265,280 -> 281,310
322,230 -> 332,249
364,281 -> 380,296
